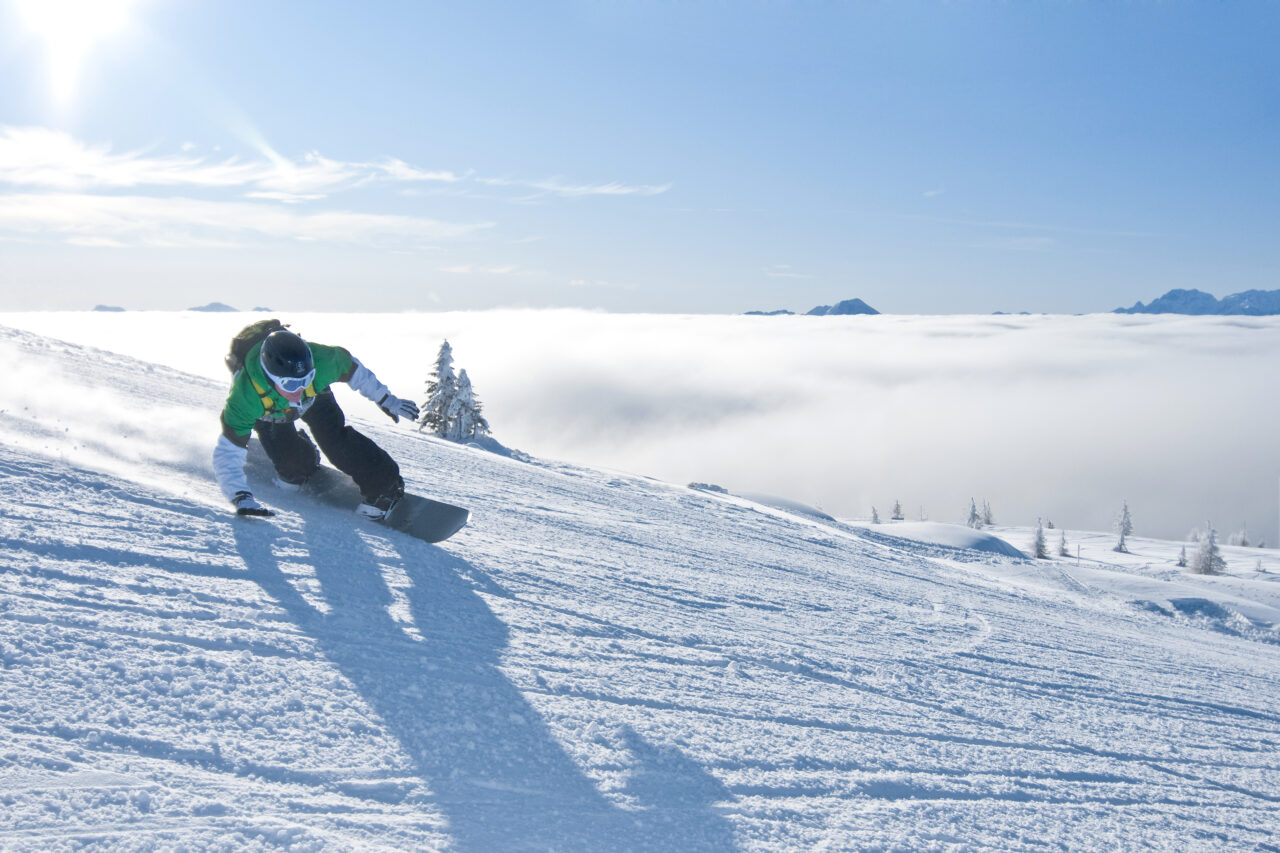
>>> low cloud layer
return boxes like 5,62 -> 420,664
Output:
9,311 -> 1277,546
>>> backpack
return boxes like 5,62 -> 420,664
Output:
225,319 -> 287,374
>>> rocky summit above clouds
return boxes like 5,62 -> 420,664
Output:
1116,288 -> 1280,316
746,297 -> 880,316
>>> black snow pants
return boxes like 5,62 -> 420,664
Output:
255,390 -> 402,501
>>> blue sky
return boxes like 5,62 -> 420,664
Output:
1,0 -> 1276,313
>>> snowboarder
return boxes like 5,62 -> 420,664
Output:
213,328 -> 420,518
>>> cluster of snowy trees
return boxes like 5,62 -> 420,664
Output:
865,491 -> 1260,576
869,500 -> 925,523
965,499 -> 995,529
1184,524 -> 1228,575
419,340 -> 491,441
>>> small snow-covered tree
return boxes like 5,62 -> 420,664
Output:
966,498 -> 982,529
449,369 -> 490,440
1176,546 -> 1188,568
1046,519 -> 1055,530
891,500 -> 904,521
982,500 -> 994,526
1189,523 -> 1226,575
1113,501 -> 1132,553
1116,501 -> 1134,538
420,340 -> 458,437
871,506 -> 881,525
1033,518 -> 1048,559
1228,526 -> 1250,547
1058,530 -> 1069,557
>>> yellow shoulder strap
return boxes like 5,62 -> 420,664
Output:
249,375 -> 274,410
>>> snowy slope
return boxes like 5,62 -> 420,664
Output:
2,324 -> 1279,851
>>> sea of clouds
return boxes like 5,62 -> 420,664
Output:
4,310 -> 1277,544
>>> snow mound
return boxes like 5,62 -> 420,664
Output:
736,492 -> 837,522
868,522 -> 1027,558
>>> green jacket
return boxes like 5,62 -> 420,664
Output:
219,341 -> 357,445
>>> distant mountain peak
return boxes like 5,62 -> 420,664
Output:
746,297 -> 879,316
1116,288 -> 1280,316
188,302 -> 239,312
807,298 -> 879,316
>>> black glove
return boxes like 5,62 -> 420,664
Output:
233,490 -> 274,517
378,394 -> 420,423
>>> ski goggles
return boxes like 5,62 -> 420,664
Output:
267,368 -> 315,394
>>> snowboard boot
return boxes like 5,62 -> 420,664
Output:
357,481 -> 405,521
273,475 -> 307,492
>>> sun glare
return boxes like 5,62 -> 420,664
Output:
14,0 -> 139,103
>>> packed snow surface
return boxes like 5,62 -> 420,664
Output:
1,323 -> 1279,851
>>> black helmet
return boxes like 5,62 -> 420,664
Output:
259,330 -> 314,380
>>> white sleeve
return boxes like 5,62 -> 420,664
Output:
345,357 -> 391,404
213,434 -> 250,501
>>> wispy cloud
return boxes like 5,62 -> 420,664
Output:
890,210 -> 1155,239
0,127 -> 459,198
765,264 -> 814,279
479,176 -> 672,199
0,192 -> 493,249
0,126 -> 670,250
966,236 -> 1060,252
0,127 -> 265,191
567,278 -> 635,290
378,158 -> 469,183
439,264 -> 517,274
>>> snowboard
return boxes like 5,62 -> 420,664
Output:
249,446 -> 469,543
302,465 -> 470,543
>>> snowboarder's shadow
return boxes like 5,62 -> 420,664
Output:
232,517 -> 737,852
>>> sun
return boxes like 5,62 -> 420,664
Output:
13,0 -> 140,103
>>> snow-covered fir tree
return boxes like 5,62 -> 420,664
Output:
1113,501 -> 1132,553
419,340 -> 457,437
420,343 -> 493,442
1046,519 -> 1055,530
891,500 -> 904,521
1177,546 -> 1188,568
1113,527 -> 1129,554
966,498 -> 981,529
448,369 -> 490,441
982,500 -> 994,526
1058,530 -> 1069,557
1116,501 -> 1134,537
1190,523 -> 1226,575
870,506 -> 880,525
1033,518 -> 1048,559
1228,526 -> 1250,547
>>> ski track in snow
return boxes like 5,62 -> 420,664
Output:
1,324 -> 1279,851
